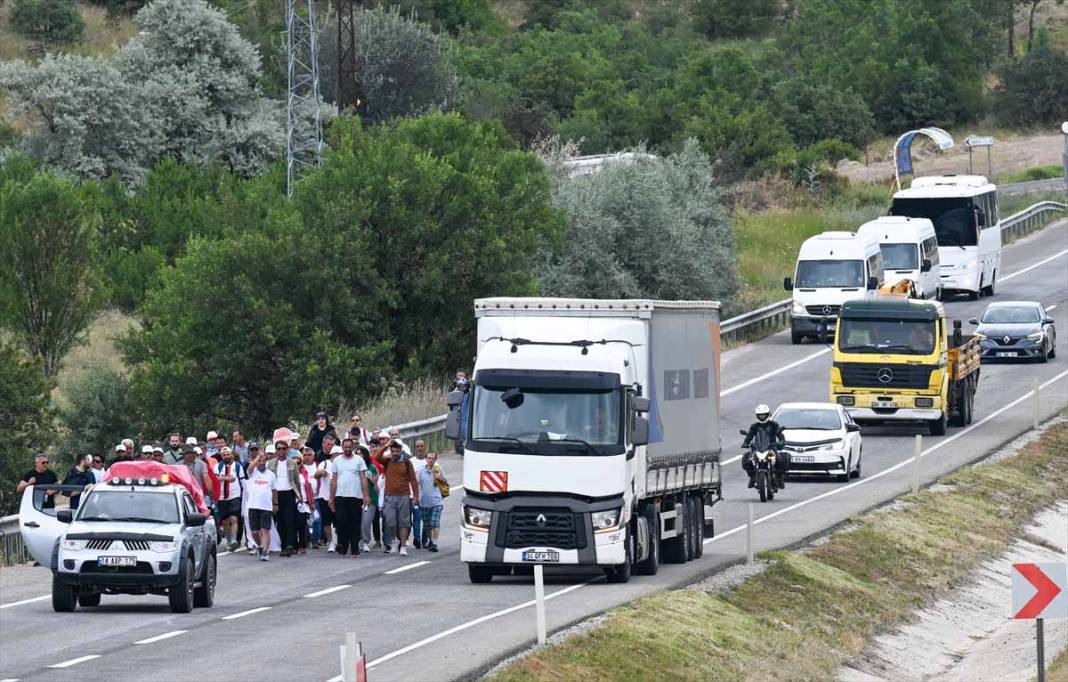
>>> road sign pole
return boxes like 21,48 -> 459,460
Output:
986,145 -> 992,178
911,434 -> 922,494
534,564 -> 547,645
1037,618 -> 1045,682
746,503 -> 754,564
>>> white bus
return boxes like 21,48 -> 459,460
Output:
889,175 -> 1002,300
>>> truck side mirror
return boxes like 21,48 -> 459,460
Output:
445,411 -> 460,440
57,509 -> 73,523
783,277 -> 793,291
921,258 -> 932,272
446,390 -> 464,408
633,396 -> 650,413
632,417 -> 649,446
867,276 -> 879,290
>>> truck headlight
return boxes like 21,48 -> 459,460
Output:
61,539 -> 88,551
591,508 -> 622,532
836,396 -> 855,406
915,397 -> 934,407
464,507 -> 492,528
148,541 -> 180,552
1026,331 -> 1045,342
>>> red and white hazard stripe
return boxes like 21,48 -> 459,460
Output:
479,470 -> 508,493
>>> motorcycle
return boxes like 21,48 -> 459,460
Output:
740,428 -> 779,503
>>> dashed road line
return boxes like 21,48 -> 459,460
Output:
384,560 -> 430,575
134,630 -> 187,645
304,585 -> 351,598
221,606 -> 271,620
0,595 -> 49,610
48,655 -> 100,669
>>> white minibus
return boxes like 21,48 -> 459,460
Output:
857,216 -> 940,300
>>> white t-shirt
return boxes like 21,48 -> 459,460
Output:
215,461 -> 244,501
332,455 -> 367,499
315,460 -> 334,500
92,468 -> 105,483
274,459 -> 293,492
246,467 -> 276,511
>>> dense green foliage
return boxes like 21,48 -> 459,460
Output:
993,43 -> 1068,124
0,339 -> 55,514
10,0 -> 85,45
57,365 -> 141,456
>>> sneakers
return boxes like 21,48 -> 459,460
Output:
413,539 -> 421,549
427,542 -> 438,553
229,541 -> 240,552
327,541 -> 336,553
372,541 -> 382,549
259,550 -> 269,562
399,546 -> 408,556
384,543 -> 392,554
249,546 -> 258,556
360,542 -> 371,553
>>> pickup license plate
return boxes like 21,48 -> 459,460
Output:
98,556 -> 136,567
522,550 -> 560,563
872,400 -> 897,409
793,455 -> 815,463
996,352 -> 1015,358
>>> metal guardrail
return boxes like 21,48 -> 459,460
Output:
1000,201 -> 1067,241
1,513 -> 30,565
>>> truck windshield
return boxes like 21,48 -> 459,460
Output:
890,198 -> 977,247
77,491 -> 180,523
838,318 -> 937,355
795,260 -> 864,288
881,243 -> 918,270
471,386 -> 622,452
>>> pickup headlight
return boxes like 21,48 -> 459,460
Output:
591,508 -> 622,532
148,540 -> 180,552
464,506 -> 492,528
61,539 -> 88,551
1026,331 -> 1045,342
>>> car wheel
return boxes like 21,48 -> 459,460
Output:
168,556 -> 195,613
1049,337 -> 1056,359
467,564 -> 494,584
837,454 -> 851,482
851,451 -> 862,479
194,552 -> 216,608
52,575 -> 77,613
77,591 -> 101,607
791,330 -> 804,345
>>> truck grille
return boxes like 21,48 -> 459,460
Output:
86,539 -> 112,550
836,363 -> 935,389
497,508 -> 586,550
806,305 -> 841,317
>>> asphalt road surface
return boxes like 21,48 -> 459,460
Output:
2,221 -> 1066,682
999,177 -> 1067,196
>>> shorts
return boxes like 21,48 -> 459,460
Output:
316,498 -> 334,526
421,504 -> 443,529
249,508 -> 273,532
217,498 -> 241,520
382,495 -> 411,529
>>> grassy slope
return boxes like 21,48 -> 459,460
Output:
996,164 -> 1065,184
0,2 -> 136,61
493,419 -> 1068,682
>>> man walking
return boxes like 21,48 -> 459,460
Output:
246,450 -> 277,561
267,439 -> 302,557
163,432 -> 183,464
329,437 -> 370,558
215,447 -> 245,551
416,452 -> 448,552
409,439 -> 430,548
232,430 -> 249,466
378,439 -> 419,556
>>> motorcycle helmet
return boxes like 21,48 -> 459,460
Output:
755,404 -> 771,422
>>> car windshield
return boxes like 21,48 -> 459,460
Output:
981,306 -> 1040,324
795,259 -> 864,288
881,243 -> 918,270
838,318 -> 937,355
77,490 -> 179,523
774,409 -> 842,431
890,198 -> 977,247
471,386 -> 622,451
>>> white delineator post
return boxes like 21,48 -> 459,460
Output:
534,564 -> 547,645
1033,377 -> 1041,430
911,434 -> 922,494
746,503 -> 754,564
342,632 -> 358,682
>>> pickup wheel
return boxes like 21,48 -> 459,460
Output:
929,410 -> 948,436
52,575 -> 77,612
194,552 -> 216,608
661,503 -> 687,564
467,564 -> 494,584
689,497 -> 704,560
604,528 -> 633,583
77,591 -> 101,607
634,503 -> 660,575
168,556 -> 195,613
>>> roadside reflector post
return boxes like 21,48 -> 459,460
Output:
534,564 -> 547,646
1033,377 -> 1041,430
1037,618 -> 1046,682
911,434 -> 922,494
746,503 -> 754,564
342,632 -> 358,682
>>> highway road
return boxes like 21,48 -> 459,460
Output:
1,220 -> 1066,682
999,177 -> 1067,196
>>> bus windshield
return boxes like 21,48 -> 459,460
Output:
795,260 -> 864,288
881,243 -> 918,270
838,318 -> 937,355
890,198 -> 977,248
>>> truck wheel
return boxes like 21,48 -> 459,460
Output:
77,591 -> 101,607
605,529 -> 633,584
929,410 -> 948,436
689,497 -> 704,559
168,556 -> 195,613
634,504 -> 660,575
193,553 -> 216,608
661,503 -> 687,564
52,575 -> 77,613
467,564 -> 494,584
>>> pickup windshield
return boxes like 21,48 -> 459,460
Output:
77,490 -> 180,523
890,198 -> 977,247
881,243 -> 918,270
838,318 -> 937,355
795,260 -> 864,288
470,386 -> 622,454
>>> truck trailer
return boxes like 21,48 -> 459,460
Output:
446,298 -> 722,584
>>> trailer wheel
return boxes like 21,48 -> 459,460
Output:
661,503 -> 687,564
689,497 -> 704,559
634,504 -> 660,576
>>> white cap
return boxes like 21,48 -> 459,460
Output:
153,446 -> 163,453
114,444 -> 125,452
141,445 -> 153,454
331,445 -> 343,455
290,432 -> 300,440
194,447 -> 203,455
186,437 -> 198,445
207,430 -> 218,440
265,444 -> 276,454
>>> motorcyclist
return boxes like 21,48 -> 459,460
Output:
741,404 -> 787,489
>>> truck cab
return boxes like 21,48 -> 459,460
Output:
19,473 -> 217,613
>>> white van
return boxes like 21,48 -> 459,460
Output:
784,231 -> 883,344
890,175 -> 1002,300
857,216 -> 940,300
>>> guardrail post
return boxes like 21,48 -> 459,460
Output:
911,434 -> 922,494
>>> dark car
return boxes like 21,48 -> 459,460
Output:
970,301 -> 1057,363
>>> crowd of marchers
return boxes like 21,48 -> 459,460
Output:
15,413 -> 451,561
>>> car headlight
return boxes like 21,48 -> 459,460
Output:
1027,331 -> 1045,342
974,332 -> 987,340
591,508 -> 622,532
148,541 -> 180,552
792,300 -> 806,314
464,506 -> 492,528
826,438 -> 846,449
61,539 -> 88,551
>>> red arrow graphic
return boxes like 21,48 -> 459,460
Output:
1014,563 -> 1062,619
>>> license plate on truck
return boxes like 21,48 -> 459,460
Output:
522,550 -> 560,563
872,400 -> 896,409
97,556 -> 136,567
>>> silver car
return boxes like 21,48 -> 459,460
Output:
19,479 -> 217,613
970,301 -> 1057,363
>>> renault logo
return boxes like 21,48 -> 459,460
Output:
1003,335 -> 1012,345
536,514 -> 547,527
877,367 -> 894,384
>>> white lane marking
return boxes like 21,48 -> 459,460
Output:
48,655 -> 100,669
134,630 -> 187,645
325,581 -> 592,681
0,595 -> 49,610
706,368 -> 1068,545
221,606 -> 271,620
304,585 -> 351,598
1000,249 -> 1068,282
384,560 -> 430,575
721,348 -> 832,398
1,677 -> 21,681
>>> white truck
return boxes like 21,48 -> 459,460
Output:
446,298 -> 722,584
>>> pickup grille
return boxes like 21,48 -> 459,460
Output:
86,539 -> 112,550
806,305 -> 841,317
496,508 -> 586,550
836,363 -> 936,389
123,540 -> 151,551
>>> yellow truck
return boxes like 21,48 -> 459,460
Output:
829,297 -> 980,435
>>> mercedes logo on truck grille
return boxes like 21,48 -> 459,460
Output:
876,367 -> 894,384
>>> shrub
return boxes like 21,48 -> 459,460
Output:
693,0 -> 778,39
994,47 -> 1068,125
57,364 -> 141,455
0,339 -> 54,515
10,0 -> 85,45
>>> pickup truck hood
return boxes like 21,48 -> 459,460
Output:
462,448 -> 627,497
781,428 -> 844,446
64,520 -> 181,540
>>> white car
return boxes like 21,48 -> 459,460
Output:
773,402 -> 863,481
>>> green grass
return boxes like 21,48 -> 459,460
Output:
1045,644 -> 1068,682
997,164 -> 1065,185
492,418 -> 1068,682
